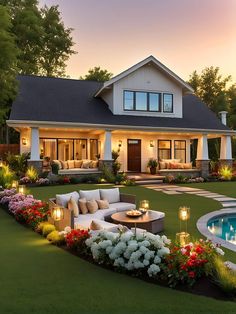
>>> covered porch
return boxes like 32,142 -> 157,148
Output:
13,123 -> 234,177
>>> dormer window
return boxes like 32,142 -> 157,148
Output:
124,90 -> 161,112
124,90 -> 173,113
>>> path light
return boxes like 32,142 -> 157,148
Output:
18,185 -> 26,194
12,180 -> 19,189
139,200 -> 149,213
176,206 -> 190,246
51,206 -> 64,221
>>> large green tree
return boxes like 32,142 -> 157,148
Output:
0,5 -> 18,126
81,66 -> 113,82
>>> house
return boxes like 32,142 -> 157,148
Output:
7,56 -> 235,177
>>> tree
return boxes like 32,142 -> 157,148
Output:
81,66 -> 113,82
39,5 -> 76,77
0,5 -> 18,127
188,67 -> 231,113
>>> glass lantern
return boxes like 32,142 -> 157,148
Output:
12,180 -> 19,189
18,185 -> 26,195
51,206 -> 64,221
178,206 -> 190,221
139,200 -> 149,213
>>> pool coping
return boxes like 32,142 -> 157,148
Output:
197,209 -> 236,252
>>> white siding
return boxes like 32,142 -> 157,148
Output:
102,64 -> 183,118
101,89 -> 113,112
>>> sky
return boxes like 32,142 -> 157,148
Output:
39,0 -> 236,82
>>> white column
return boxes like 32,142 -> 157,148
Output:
30,127 -> 40,160
196,134 -> 209,160
103,130 -> 112,160
220,135 -> 232,160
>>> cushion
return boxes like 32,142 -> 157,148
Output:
74,160 -> 83,168
109,202 -> 136,212
90,220 -> 103,231
161,159 -> 181,163
67,160 -> 75,169
81,160 -> 91,169
100,188 -> 120,204
79,198 -> 88,214
53,160 -> 62,170
86,200 -> 98,214
182,162 -> 192,169
169,162 -> 180,169
159,161 -> 166,169
68,197 -> 79,217
92,208 -> 117,220
56,191 -> 80,208
96,199 -> 109,209
61,161 -> 68,169
80,189 -> 100,201
90,160 -> 98,168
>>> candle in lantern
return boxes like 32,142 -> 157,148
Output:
18,185 -> 26,194
52,206 -> 64,221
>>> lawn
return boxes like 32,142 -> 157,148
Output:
1,182 -> 236,313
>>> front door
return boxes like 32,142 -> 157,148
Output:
127,139 -> 141,172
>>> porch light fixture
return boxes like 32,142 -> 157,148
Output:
150,140 -> 154,148
176,206 -> 190,246
139,200 -> 149,213
51,206 -> 64,221
18,185 -> 26,195
22,137 -> 28,145
118,140 -> 122,147
12,180 -> 19,189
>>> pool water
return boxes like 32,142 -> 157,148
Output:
207,214 -> 236,245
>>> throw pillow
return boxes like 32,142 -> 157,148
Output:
183,162 -> 192,169
159,161 -> 166,169
79,189 -> 100,201
74,160 -> 83,168
78,198 -> 88,214
67,160 -> 75,169
56,191 -> 80,208
96,199 -> 109,209
90,160 -> 98,168
86,200 -> 98,214
81,160 -> 91,169
68,197 -> 79,217
90,220 -> 103,231
61,161 -> 68,169
169,162 -> 179,169
100,188 -> 120,204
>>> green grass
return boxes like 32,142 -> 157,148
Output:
1,182 -> 236,313
1,202 -> 236,314
183,181 -> 236,198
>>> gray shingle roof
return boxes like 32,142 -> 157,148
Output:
9,75 -> 230,131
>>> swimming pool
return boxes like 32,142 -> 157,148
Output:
207,214 -> 236,245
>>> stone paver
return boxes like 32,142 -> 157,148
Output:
214,197 -> 236,202
162,190 -> 182,195
221,202 -> 236,208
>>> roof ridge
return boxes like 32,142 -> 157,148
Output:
17,74 -> 102,84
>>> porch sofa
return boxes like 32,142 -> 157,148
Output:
52,159 -> 100,175
49,188 -> 165,233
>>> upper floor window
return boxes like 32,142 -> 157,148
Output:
163,93 -> 173,112
124,90 -> 161,112
124,90 -> 172,113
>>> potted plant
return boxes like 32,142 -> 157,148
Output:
147,158 -> 158,175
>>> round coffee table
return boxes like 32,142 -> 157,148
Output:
111,211 -> 164,234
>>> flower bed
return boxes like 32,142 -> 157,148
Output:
0,188 -> 235,298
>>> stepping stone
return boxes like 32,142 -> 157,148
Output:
222,202 -> 236,208
214,197 -> 236,202
203,194 -> 225,198
162,190 -> 182,195
185,190 -> 210,194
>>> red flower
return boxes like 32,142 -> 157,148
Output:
188,271 -> 195,278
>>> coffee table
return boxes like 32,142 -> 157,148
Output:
111,210 -> 164,234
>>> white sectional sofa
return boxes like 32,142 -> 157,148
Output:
49,188 -> 136,230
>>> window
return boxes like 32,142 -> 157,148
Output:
163,93 -> 173,112
158,140 -> 171,160
124,91 -> 134,110
90,139 -> 98,160
58,139 -> 74,161
174,140 -> 186,162
40,139 -> 57,160
74,139 -> 87,160
149,93 -> 161,111
124,90 -> 171,112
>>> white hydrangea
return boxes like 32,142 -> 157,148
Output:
147,264 -> 160,277
98,240 -> 113,249
215,247 -> 225,256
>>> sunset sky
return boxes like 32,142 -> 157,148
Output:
39,0 -> 236,83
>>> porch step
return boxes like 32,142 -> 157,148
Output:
135,179 -> 164,185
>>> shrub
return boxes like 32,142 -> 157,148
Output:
36,178 -> 50,186
164,174 -> 175,184
102,164 -> 115,183
65,229 -> 89,251
51,162 -> 59,175
121,179 -> 136,186
42,224 -> 56,237
147,158 -> 158,168
114,172 -> 127,184
58,176 -> 70,184
19,176 -> 31,184
69,177 -> 82,184
0,188 -> 17,205
219,165 -> 233,181
47,230 -> 65,245
85,230 -> 170,277
36,221 -> 51,234
6,152 -> 29,176
0,165 -> 15,188
26,166 -> 38,182
112,149 -> 121,175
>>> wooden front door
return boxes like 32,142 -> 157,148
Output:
127,139 -> 141,172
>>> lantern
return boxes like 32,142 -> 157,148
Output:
139,200 -> 149,213
178,206 -> 190,221
18,185 -> 26,194
51,206 -> 64,221
176,232 -> 190,246
0,160 -> 4,168
12,180 -> 19,189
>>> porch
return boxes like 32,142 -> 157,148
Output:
17,125 -> 233,177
